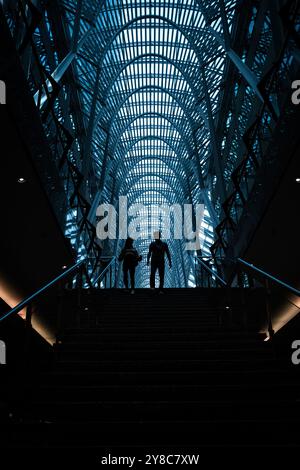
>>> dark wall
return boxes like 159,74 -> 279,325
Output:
0,8 -> 73,299
239,110 -> 300,332
244,133 -> 300,290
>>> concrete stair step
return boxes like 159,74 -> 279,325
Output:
21,400 -> 300,422
35,382 -> 300,401
53,358 -> 278,373
5,420 -> 300,448
38,368 -> 295,386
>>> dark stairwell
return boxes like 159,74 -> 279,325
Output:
1,0 -> 300,462
3,288 -> 300,456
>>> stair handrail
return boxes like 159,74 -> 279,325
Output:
195,256 -> 228,287
235,258 -> 300,339
237,258 -> 300,296
194,255 -> 300,338
0,259 -> 86,322
93,256 -> 117,288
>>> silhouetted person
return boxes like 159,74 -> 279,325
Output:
118,237 -> 142,294
147,231 -> 172,292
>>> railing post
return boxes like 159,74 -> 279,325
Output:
25,303 -> 32,329
240,273 -> 248,330
76,264 -> 84,328
237,263 -> 243,288
236,262 -> 247,329
225,284 -> 233,327
248,272 -> 254,288
77,264 -> 83,310
265,279 -> 274,339
24,303 -> 32,370
56,280 -> 64,342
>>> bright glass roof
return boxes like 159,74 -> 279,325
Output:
4,0 -> 251,287
60,0 -> 238,287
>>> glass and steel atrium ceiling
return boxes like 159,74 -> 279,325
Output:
3,0 -> 295,287
58,0 -> 238,286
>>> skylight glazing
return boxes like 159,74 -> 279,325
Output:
60,0 -> 239,287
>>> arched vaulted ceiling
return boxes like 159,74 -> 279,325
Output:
3,0 -> 293,286
59,0 -> 238,286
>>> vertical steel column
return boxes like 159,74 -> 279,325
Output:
201,67 -> 227,203
88,130 -> 111,224
82,64 -> 101,199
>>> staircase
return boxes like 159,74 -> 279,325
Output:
5,288 -> 300,455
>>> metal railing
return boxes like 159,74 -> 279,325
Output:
93,256 -> 117,289
237,258 -> 300,339
195,257 -> 227,287
0,254 -> 118,328
195,255 -> 300,339
0,259 -> 86,323
237,258 -> 300,297
2,251 -> 299,342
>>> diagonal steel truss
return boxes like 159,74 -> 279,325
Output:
2,0 -> 300,287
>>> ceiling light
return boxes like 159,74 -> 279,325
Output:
17,177 -> 26,184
